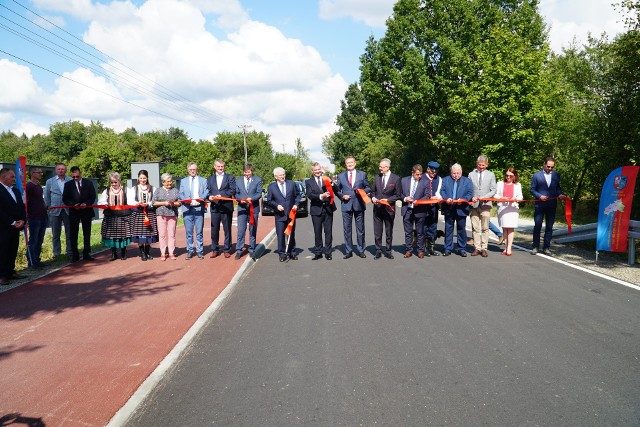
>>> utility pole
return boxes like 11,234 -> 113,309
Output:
238,123 -> 252,165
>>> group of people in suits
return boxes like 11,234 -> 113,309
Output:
178,160 -> 263,261
0,155 -> 565,284
302,155 -> 565,261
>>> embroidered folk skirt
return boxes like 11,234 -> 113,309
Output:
101,213 -> 133,248
130,208 -> 159,244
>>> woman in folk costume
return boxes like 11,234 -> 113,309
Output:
130,170 -> 159,261
99,172 -> 133,261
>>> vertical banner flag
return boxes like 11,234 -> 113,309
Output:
15,156 -> 27,199
596,166 -> 639,252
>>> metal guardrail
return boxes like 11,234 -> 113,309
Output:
554,220 -> 639,265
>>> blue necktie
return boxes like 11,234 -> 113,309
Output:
453,180 -> 458,199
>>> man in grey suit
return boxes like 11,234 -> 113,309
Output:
179,162 -> 209,259
44,162 -> 72,258
468,154 -> 497,257
235,163 -> 263,260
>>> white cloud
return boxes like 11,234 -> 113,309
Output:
539,0 -> 626,52
0,59 -> 44,110
318,0 -> 395,27
45,68 -> 130,117
10,120 -> 50,137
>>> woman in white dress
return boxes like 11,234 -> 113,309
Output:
495,167 -> 523,256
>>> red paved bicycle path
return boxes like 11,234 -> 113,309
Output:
0,221 -> 273,426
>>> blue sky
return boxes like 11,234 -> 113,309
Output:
0,0 -> 628,169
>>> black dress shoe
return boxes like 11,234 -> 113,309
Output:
325,255 -> 332,260
375,251 -> 382,259
279,256 -> 287,262
9,273 -> 25,280
250,253 -> 257,261
312,254 -> 323,260
442,251 -> 452,256
459,251 -> 467,257
235,252 -> 242,260
83,255 -> 95,261
358,252 -> 367,258
343,252 -> 353,259
429,250 -> 440,256
289,254 -> 298,260
71,256 -> 80,263
385,252 -> 394,259
185,252 -> 193,260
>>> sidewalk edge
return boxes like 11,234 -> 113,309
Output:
106,228 -> 276,427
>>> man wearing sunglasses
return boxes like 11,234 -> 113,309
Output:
530,157 -> 565,255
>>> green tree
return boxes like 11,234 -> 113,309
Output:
72,130 -> 135,189
359,0 -> 550,173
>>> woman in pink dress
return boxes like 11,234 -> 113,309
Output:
495,167 -> 523,256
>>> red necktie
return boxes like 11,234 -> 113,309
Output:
349,172 -> 353,187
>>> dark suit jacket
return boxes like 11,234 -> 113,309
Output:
335,170 -> 371,212
62,178 -> 97,218
439,176 -> 473,217
306,176 -> 337,216
371,173 -> 401,215
265,180 -> 302,222
400,176 -> 430,217
0,185 -> 26,232
207,173 -> 236,213
235,175 -> 263,213
530,170 -> 563,205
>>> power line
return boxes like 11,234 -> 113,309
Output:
1,0 -> 257,130
0,48 -> 224,133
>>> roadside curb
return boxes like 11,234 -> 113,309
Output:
107,228 -> 277,426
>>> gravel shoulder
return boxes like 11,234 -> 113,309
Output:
511,219 -> 639,286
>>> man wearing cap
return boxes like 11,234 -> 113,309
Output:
468,154 -> 497,257
423,161 -> 443,256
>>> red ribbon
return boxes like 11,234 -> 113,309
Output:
142,205 -> 150,226
238,198 -> 256,227
322,176 -> 335,205
49,204 -> 137,210
356,188 -> 371,204
284,206 -> 297,236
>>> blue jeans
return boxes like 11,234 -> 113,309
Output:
236,209 -> 259,253
183,209 -> 204,254
489,221 -> 502,237
27,218 -> 47,266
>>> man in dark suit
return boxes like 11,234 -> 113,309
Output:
423,161 -> 442,256
235,163 -> 263,260
530,156 -> 565,255
207,159 -> 236,258
62,166 -> 97,262
0,168 -> 26,285
371,158 -> 402,259
439,163 -> 474,257
401,164 -> 430,258
306,162 -> 337,260
265,167 -> 302,262
335,156 -> 371,258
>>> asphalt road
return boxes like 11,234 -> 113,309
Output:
126,213 -> 640,426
